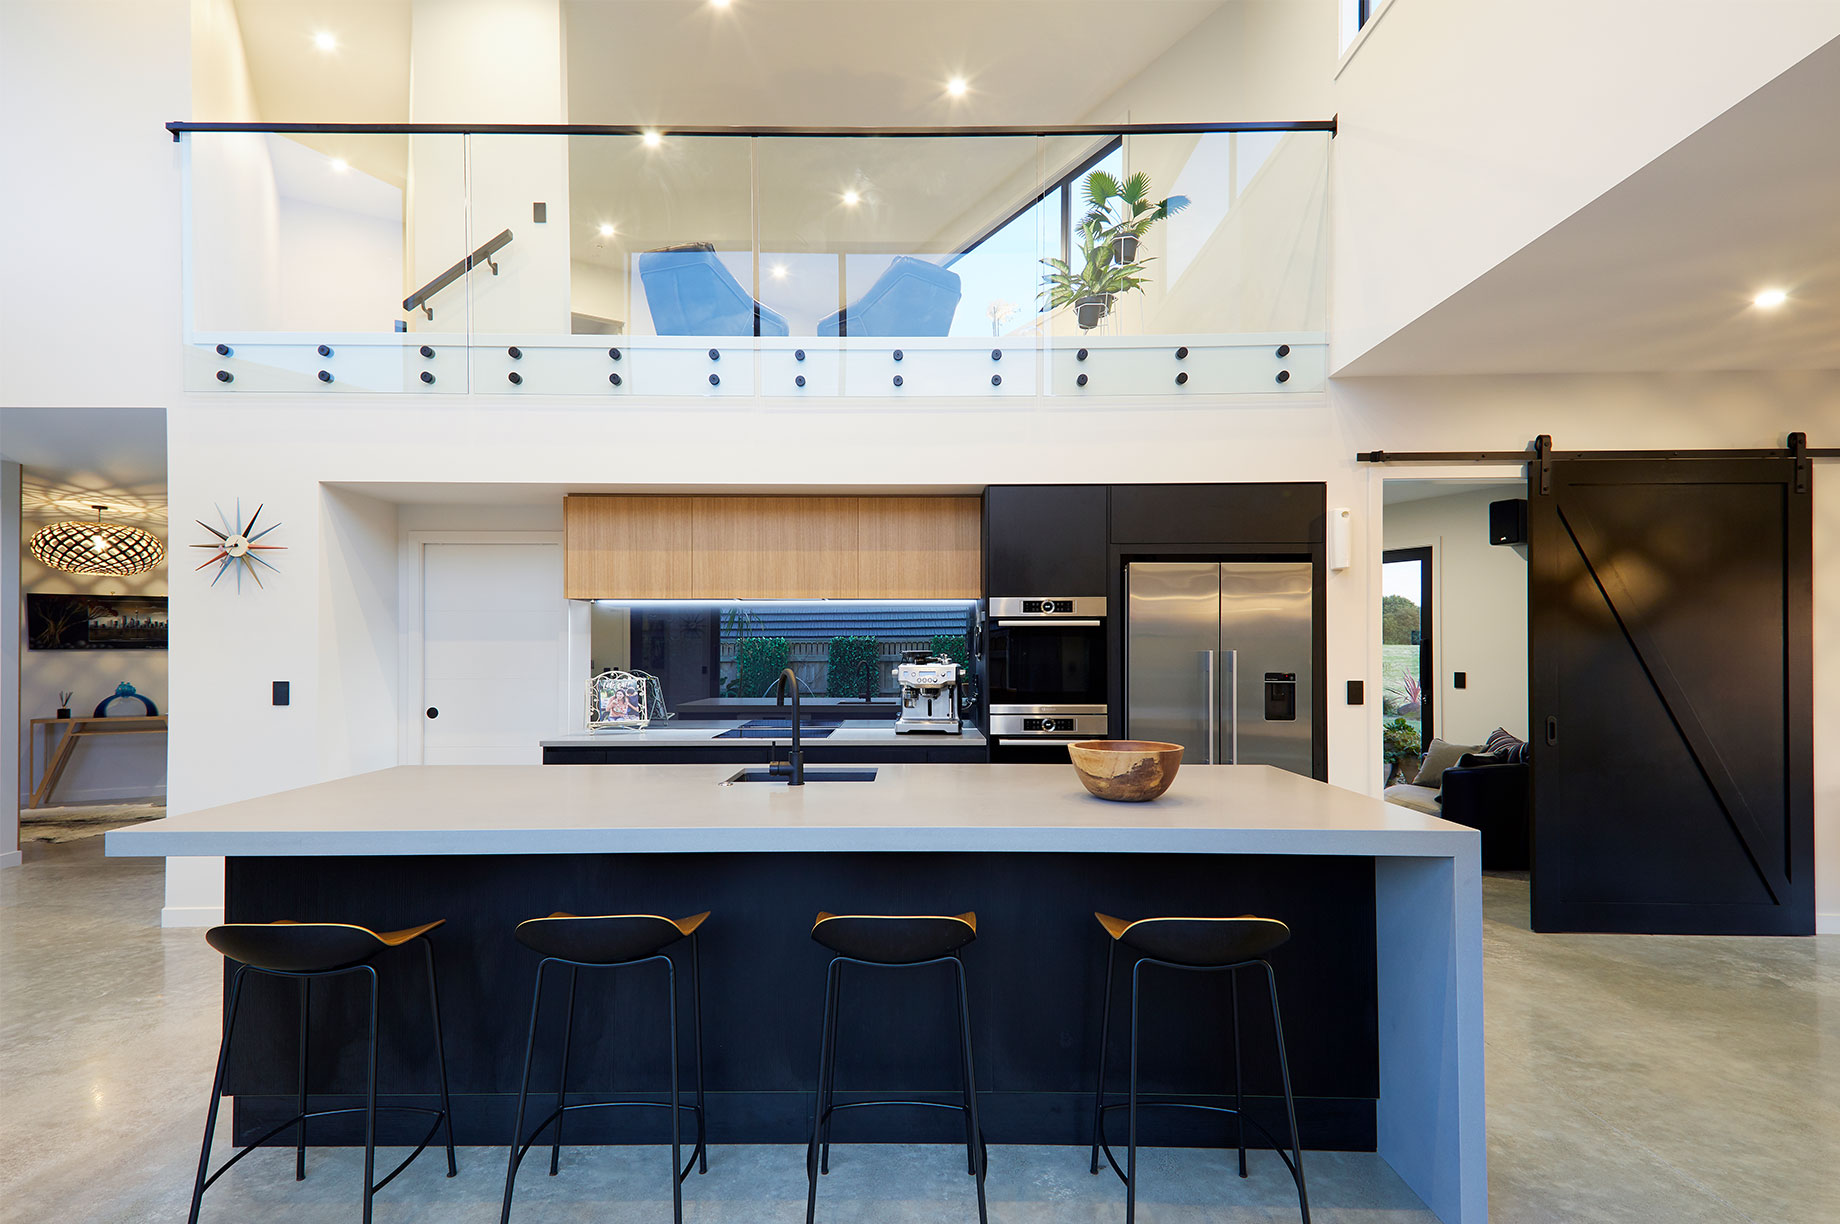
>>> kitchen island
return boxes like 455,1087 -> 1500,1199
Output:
107,764 -> 1483,1224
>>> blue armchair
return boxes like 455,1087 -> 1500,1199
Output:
639,243 -> 789,337
817,256 -> 961,338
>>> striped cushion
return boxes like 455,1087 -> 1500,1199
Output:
1483,728 -> 1530,764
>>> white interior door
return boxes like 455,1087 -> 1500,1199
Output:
420,542 -> 564,764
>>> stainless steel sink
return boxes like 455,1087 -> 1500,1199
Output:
720,768 -> 878,784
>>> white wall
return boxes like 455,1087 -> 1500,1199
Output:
1382,487 -> 1528,747
17,522 -> 169,805
2,461 -> 20,866
1331,0 -> 1840,371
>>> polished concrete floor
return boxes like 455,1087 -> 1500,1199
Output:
3,840 -> 1836,1223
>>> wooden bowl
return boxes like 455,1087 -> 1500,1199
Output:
1068,740 -> 1184,802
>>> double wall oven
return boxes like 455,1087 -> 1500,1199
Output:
985,597 -> 1108,752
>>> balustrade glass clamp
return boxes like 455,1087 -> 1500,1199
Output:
419,345 -> 435,359
709,373 -> 720,386
1275,370 -> 1290,384
892,374 -> 904,387
507,346 -> 522,359
708,348 -> 720,361
215,343 -> 233,357
991,374 -> 1002,387
893,349 -> 904,361
317,344 -> 334,358
421,371 -> 436,384
317,370 -> 334,383
1275,344 -> 1291,358
1076,373 -> 1089,387
1175,345 -> 1189,359
794,349 -> 807,362
608,347 -> 622,361
795,375 -> 807,388
992,348 -> 1002,361
1175,371 -> 1189,386
215,370 -> 234,383
1076,347 -> 1089,361
508,371 -> 523,385
609,372 -> 623,387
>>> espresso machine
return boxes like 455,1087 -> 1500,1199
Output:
894,653 -> 963,734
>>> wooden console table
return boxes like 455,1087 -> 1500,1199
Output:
27,715 -> 168,809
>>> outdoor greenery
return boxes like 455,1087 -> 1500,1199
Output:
737,636 -> 790,699
826,636 -> 880,702
1381,594 -> 1420,645
1383,717 -> 1423,766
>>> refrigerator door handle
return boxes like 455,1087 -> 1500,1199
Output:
1202,650 -> 1217,765
1223,649 -> 1239,765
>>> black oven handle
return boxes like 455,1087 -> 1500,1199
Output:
992,618 -> 1103,627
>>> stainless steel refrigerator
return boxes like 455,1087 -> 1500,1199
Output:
1124,561 -> 1314,776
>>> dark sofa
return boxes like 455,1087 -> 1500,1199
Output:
1385,755 -> 1530,871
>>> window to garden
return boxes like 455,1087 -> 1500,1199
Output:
1382,547 -> 1433,783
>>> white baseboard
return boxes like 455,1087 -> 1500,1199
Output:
1818,912 -> 1840,936
0,849 -> 21,869
162,904 -> 224,928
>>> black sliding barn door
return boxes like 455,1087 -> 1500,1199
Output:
1529,459 -> 1813,934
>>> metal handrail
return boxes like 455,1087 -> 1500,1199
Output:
402,228 -> 512,320
168,119 -> 1337,140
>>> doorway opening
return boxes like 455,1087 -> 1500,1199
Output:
1380,545 -> 1432,781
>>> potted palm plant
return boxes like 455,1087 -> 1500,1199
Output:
1083,170 -> 1189,264
1040,216 -> 1149,330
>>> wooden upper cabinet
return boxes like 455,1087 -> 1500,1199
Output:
564,495 -> 980,599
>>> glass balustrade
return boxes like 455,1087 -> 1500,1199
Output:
178,125 -> 1329,398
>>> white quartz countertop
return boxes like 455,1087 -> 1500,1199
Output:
106,764 -> 1474,859
540,720 -> 985,748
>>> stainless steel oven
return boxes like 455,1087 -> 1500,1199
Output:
985,597 -> 1108,744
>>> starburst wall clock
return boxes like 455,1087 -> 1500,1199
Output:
193,501 -> 285,590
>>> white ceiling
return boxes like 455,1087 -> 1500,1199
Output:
0,408 -> 168,527
1340,33 -> 1840,376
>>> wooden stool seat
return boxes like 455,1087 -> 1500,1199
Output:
810,911 -> 977,964
1094,913 -> 1289,967
513,910 -> 707,964
205,919 -> 445,974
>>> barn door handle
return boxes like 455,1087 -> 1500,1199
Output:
1545,715 -> 1558,746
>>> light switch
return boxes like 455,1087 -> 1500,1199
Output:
273,681 -> 290,706
532,202 -> 547,223
1454,672 -> 1467,690
1346,680 -> 1364,705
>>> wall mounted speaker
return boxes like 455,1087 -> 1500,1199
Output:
1489,498 -> 1528,546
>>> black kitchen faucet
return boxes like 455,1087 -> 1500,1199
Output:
770,667 -> 805,785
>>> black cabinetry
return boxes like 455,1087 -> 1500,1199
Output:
1110,483 -> 1324,545
984,485 -> 1108,595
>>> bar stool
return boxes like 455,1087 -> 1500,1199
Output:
1087,913 -> 1310,1224
501,911 -> 709,1224
189,919 -> 458,1224
806,911 -> 988,1224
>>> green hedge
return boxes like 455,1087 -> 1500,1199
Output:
827,636 -> 879,701
737,637 -> 790,699
930,634 -> 973,673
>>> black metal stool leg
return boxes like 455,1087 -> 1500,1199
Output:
188,967 -> 246,1224
1264,961 -> 1311,1223
952,956 -> 988,1224
1231,967 -> 1247,1178
818,961 -> 843,1175
1088,938 -> 1117,1175
1126,959 -> 1143,1224
360,965 -> 379,1224
501,960 -> 548,1224
666,959 -> 683,1224
551,966 -> 578,1176
690,933 -> 708,1174
419,938 -> 459,1177
954,962 -> 978,1175
296,976 -> 310,1181
805,959 -> 840,1224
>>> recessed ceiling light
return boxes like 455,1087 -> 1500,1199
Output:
313,30 -> 337,53
330,158 -> 349,173
946,77 -> 968,97
711,0 -> 732,8
1753,288 -> 1788,309
598,223 -> 616,238
771,263 -> 788,279
642,130 -> 663,148
841,189 -> 861,206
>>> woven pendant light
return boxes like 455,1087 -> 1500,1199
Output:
29,505 -> 166,577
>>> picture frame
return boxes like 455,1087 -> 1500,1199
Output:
26,594 -> 168,651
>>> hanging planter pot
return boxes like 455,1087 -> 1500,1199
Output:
1075,293 -> 1114,330
1110,234 -> 1139,264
